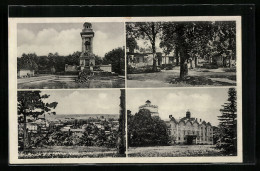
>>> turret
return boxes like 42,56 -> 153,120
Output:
186,110 -> 191,118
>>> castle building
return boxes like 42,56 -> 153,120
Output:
139,100 -> 159,117
166,110 -> 213,145
80,22 -> 95,69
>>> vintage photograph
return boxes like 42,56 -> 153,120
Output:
17,22 -> 125,89
126,21 -> 237,88
9,16 -> 242,164
127,88 -> 238,157
17,89 -> 126,158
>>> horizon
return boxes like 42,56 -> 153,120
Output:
40,90 -> 121,115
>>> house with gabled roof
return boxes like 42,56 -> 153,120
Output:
167,110 -> 214,145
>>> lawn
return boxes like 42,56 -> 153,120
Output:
19,146 -> 121,159
18,75 -> 125,89
127,67 -> 236,88
128,145 -> 225,157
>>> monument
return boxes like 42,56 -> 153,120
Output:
80,22 -> 95,70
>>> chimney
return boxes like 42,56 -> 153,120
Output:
186,110 -> 191,118
200,118 -> 201,122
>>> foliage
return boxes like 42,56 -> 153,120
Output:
126,37 -> 139,53
18,91 -> 58,149
18,53 -> 39,72
217,88 -> 237,155
103,47 -> 125,75
127,65 -> 161,74
18,91 -> 58,120
126,22 -> 162,71
128,109 -> 169,147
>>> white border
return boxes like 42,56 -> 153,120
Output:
9,16 -> 242,164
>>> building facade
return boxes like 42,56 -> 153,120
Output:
167,111 -> 213,145
139,100 -> 159,117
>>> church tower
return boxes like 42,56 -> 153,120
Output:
80,22 -> 95,69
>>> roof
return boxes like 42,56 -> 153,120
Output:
169,116 -> 211,126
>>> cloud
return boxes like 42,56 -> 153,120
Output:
17,29 -> 35,45
42,90 -> 120,115
127,89 -> 225,126
18,27 -> 124,57
93,30 -> 124,57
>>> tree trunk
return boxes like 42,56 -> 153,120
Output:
152,42 -> 157,71
176,52 -> 179,66
23,114 -> 28,149
190,58 -> 193,69
195,56 -> 198,68
179,50 -> 188,79
118,89 -> 126,156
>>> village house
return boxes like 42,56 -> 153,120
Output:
127,48 -> 176,68
166,110 -> 214,145
17,68 -> 35,78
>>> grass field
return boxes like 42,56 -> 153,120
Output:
127,67 -> 236,88
128,145 -> 225,157
18,75 -> 125,89
19,146 -> 121,159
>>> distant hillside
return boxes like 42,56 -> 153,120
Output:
47,114 -> 119,121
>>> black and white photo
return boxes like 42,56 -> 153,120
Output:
17,89 -> 126,159
17,22 -> 125,89
127,87 -> 238,157
126,21 -> 237,88
9,16 -> 242,164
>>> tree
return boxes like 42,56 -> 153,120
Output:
126,37 -> 139,53
18,53 -> 39,72
126,22 -> 162,71
17,91 -> 58,149
65,51 -> 81,66
128,109 -> 169,147
210,21 -> 236,67
117,89 -> 126,155
217,88 -> 237,155
47,52 -> 59,74
159,38 -> 174,65
162,21 -> 220,79
103,47 -> 125,75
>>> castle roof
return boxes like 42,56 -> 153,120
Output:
169,111 -> 212,126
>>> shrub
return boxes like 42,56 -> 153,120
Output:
127,65 -> 161,74
202,64 -> 219,69
159,64 -> 174,70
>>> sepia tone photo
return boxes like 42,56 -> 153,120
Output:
17,89 -> 126,159
17,22 -> 125,89
126,21 -> 237,88
127,88 -> 238,157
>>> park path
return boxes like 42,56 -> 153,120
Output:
127,67 -> 236,87
18,75 -> 56,84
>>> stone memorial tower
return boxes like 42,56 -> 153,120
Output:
80,22 -> 95,70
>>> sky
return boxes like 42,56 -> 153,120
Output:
40,90 -> 121,115
127,88 -> 232,126
17,22 -> 124,57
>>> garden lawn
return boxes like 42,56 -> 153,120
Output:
19,146 -> 120,158
127,67 -> 236,88
128,145 -> 225,157
18,75 -> 125,89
